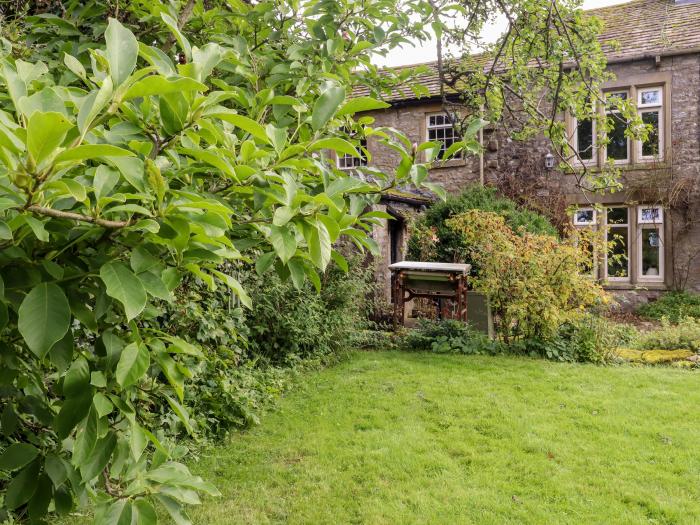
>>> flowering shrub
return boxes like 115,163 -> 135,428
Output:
446,210 -> 608,342
407,186 -> 558,264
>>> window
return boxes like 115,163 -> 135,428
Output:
637,87 -> 663,160
573,207 -> 596,226
637,205 -> 664,281
605,91 -> 629,163
604,206 -> 630,280
574,117 -> 595,162
337,138 -> 368,170
426,113 -> 462,160
575,205 -> 665,284
572,207 -> 598,277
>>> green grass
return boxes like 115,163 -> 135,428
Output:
189,351 -> 700,524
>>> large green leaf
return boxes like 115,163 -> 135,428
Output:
116,343 -> 150,389
308,219 -> 332,270
268,225 -> 297,264
161,13 -> 192,61
105,18 -> 138,87
124,76 -> 207,100
63,356 -> 90,397
309,137 -> 359,157
209,111 -> 270,143
18,282 -> 71,358
55,389 -> 92,439
0,443 -> 39,471
336,96 -> 390,116
4,460 -> 40,510
312,84 -> 345,131
80,431 -> 117,482
55,144 -> 134,163
26,111 -> 73,166
100,262 -> 147,321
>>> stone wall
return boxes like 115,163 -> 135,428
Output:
365,53 -> 700,300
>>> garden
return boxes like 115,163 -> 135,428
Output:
0,1 -> 699,524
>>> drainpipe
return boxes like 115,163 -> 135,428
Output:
479,104 -> 485,186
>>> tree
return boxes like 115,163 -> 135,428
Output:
423,0 -> 647,193
0,1 -> 454,522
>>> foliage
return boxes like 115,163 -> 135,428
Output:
446,210 -> 607,342
241,258 -> 372,363
0,1 -> 451,522
427,0 -> 647,193
637,292 -> 700,323
517,314 -> 618,364
407,186 -> 557,263
634,318 -> 700,352
398,319 -> 502,355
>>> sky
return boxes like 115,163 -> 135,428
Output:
374,0 -> 631,67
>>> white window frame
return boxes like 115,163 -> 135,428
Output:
637,226 -> 664,283
603,91 -> 630,165
637,87 -> 664,162
636,205 -> 664,282
573,207 -> 597,226
336,138 -> 368,170
426,112 -> 462,160
603,206 -> 631,282
637,205 -> 664,224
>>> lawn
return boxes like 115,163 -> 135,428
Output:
189,351 -> 700,524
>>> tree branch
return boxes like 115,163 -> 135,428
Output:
26,205 -> 131,229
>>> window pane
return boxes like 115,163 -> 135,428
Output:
642,111 -> 660,157
607,207 -> 628,225
640,207 -> 661,222
640,90 -> 661,105
641,227 -> 661,277
608,226 -> 629,278
607,116 -> 628,160
575,209 -> 594,224
576,119 -> 593,160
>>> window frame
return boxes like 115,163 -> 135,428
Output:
637,221 -> 664,283
425,112 -> 463,161
573,207 -> 597,226
336,137 -> 368,170
572,115 -> 597,166
636,86 -> 664,162
603,90 -> 631,165
603,206 -> 631,282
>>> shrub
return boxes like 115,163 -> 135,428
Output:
154,259 -> 371,438
446,210 -> 608,342
398,319 -> 504,355
241,259 -> 373,363
635,318 -> 700,352
407,185 -> 558,263
637,292 -> 700,323
525,315 -> 620,363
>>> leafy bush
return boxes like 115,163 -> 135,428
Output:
407,186 -> 558,263
519,315 -> 620,363
446,210 -> 608,342
152,259 -> 371,437
398,319 -> 503,355
241,260 -> 373,363
637,292 -> 700,323
635,318 -> 700,352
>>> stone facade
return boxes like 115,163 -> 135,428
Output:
365,52 -> 700,306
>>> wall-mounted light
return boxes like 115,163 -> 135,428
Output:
544,152 -> 555,170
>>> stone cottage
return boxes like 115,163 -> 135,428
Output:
340,0 -> 700,308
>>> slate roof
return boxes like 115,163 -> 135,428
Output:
362,0 -> 700,101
